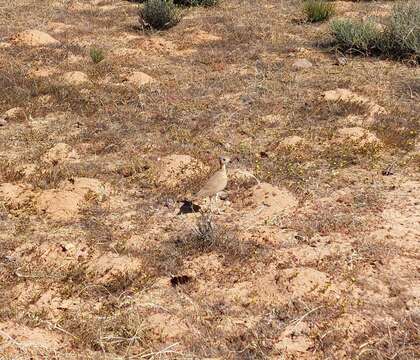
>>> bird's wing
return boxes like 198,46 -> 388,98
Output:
196,170 -> 227,198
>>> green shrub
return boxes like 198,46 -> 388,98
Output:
139,0 -> 180,30
330,18 -> 381,53
303,0 -> 335,23
382,1 -> 420,58
89,48 -> 105,64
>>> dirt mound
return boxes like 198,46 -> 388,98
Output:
0,321 -> 65,354
123,71 -> 156,88
60,177 -> 111,200
157,154 -> 208,189
238,182 -> 298,226
323,88 -> 386,121
3,107 -> 25,121
0,183 -> 34,211
42,143 -> 79,164
279,267 -> 333,299
11,30 -> 60,46
62,71 -> 90,86
35,189 -> 85,221
35,177 -> 111,221
281,135 -> 305,147
336,127 -> 381,146
274,321 -> 313,354
86,253 -> 142,284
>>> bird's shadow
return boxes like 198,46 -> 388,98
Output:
178,200 -> 201,215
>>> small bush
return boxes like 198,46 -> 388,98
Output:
382,1 -> 420,58
139,0 -> 180,30
330,2 -> 419,60
89,48 -> 104,64
303,0 -> 335,23
330,18 -> 381,54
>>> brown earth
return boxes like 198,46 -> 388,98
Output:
0,0 -> 419,359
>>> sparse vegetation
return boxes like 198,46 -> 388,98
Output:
89,48 -> 105,63
0,0 -> 419,358
330,18 -> 381,54
331,1 -> 419,59
382,1 -> 420,58
139,0 -> 180,30
303,0 -> 335,23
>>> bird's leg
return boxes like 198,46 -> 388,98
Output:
213,193 -> 223,215
209,195 -> 215,214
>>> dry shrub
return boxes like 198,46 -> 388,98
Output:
304,0 -> 335,23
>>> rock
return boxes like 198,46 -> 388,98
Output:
62,71 -> 90,86
292,59 -> 313,69
28,67 -> 56,78
67,54 -> 84,64
42,143 -> 79,164
281,135 -> 304,147
336,127 -> 381,146
11,30 -> 60,46
157,154 -> 208,188
335,56 -> 347,66
124,71 -> 156,88
3,107 -> 25,121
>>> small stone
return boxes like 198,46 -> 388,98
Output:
42,143 -> 79,164
292,59 -> 313,69
281,135 -> 304,147
62,71 -> 90,86
124,71 -> 156,88
335,57 -> 347,66
3,107 -> 25,121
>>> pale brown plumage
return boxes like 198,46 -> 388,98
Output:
193,156 -> 230,200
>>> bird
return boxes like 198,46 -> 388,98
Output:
179,156 -> 230,214
194,155 -> 230,201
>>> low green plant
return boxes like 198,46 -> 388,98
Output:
139,0 -> 180,30
381,1 -> 419,58
330,18 -> 381,53
330,2 -> 419,60
89,48 -> 105,64
303,0 -> 335,23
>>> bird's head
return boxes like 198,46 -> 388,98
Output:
219,155 -> 231,167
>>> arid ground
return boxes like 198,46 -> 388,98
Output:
0,0 -> 419,359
